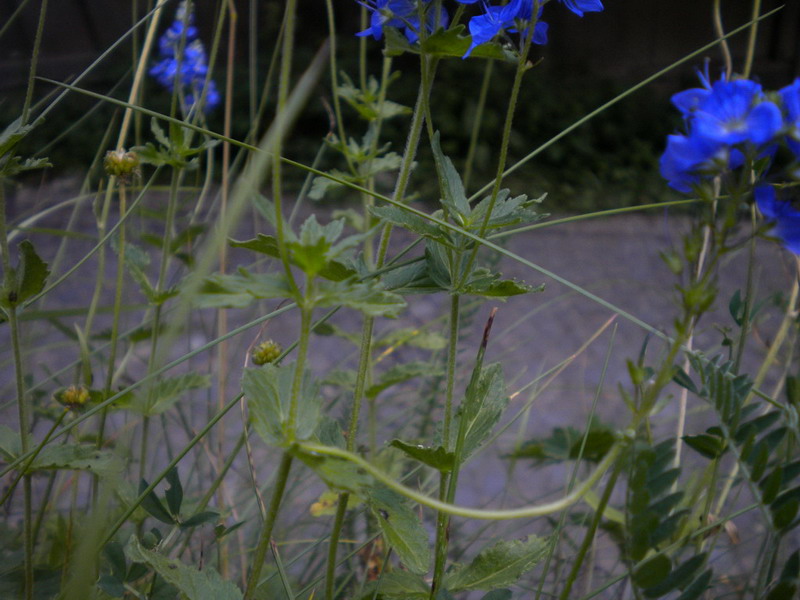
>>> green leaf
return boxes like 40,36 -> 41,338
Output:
384,26 -> 515,62
364,571 -> 429,599
164,467 -> 183,517
366,487 -> 430,575
430,131 -> 470,218
195,269 -> 292,308
643,553 -> 706,598
675,569 -> 712,600
229,235 -> 356,281
378,327 -> 447,350
15,240 -> 49,304
444,535 -> 548,591
28,443 -> 118,476
370,205 -> 451,245
293,447 -> 373,495
682,433 -> 726,459
367,361 -> 443,399
125,536 -> 243,599
508,418 -> 617,463
243,364 -> 320,446
672,368 -> 698,395
138,479 -> 175,525
126,373 -> 211,416
181,511 -> 220,529
462,268 -> 538,299
632,553 -> 672,589
468,190 -> 544,232
452,363 -> 509,461
315,278 -> 406,318
480,591 -> 512,600
0,425 -> 20,460
390,439 -> 455,472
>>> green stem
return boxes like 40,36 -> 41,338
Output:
558,464 -> 622,600
97,184 -> 127,469
461,16 -> 535,280
1,185 -> 33,600
287,300 -> 312,440
21,0 -> 47,124
733,203 -> 757,373
375,55 -> 436,268
272,0 -> 301,299
742,0 -> 762,79
298,440 -> 626,520
137,169 -> 181,482
319,289 -> 357,599
712,0 -> 733,78
244,452 -> 294,599
463,59 -> 494,192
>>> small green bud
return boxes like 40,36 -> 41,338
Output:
104,148 -> 140,181
55,385 -> 90,411
252,340 -> 282,365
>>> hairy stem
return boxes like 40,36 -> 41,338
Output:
244,452 -> 294,599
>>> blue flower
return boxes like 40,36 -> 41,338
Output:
756,185 -> 800,254
660,73 -> 782,193
559,0 -> 604,17
779,79 -> 800,158
357,0 -> 448,43
150,1 -> 220,114
458,0 -> 548,58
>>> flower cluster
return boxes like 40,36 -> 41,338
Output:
357,0 -> 449,43
150,1 -> 220,114
456,0 -> 603,57
660,70 -> 800,253
355,0 -> 603,58
660,71 -> 783,193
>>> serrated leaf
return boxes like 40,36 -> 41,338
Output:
0,424 -> 20,460
195,269 -> 292,308
125,536 -> 243,599
390,439 -> 454,472
378,327 -> 447,350
431,131 -> 470,218
126,373 -> 211,416
315,278 -> 406,317
367,361 -> 442,399
384,26 -> 515,62
468,190 -> 544,232
370,205 -> 451,244
452,363 -> 508,461
293,447 -> 373,495
15,240 -> 49,304
244,363 -> 320,445
364,571 -> 429,599
366,487 -> 430,575
230,234 -> 356,281
444,535 -> 548,591
462,269 -> 538,299
28,443 -> 118,476
508,418 -> 617,463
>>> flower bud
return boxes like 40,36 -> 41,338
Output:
55,385 -> 90,411
104,149 -> 140,181
252,340 -> 282,365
